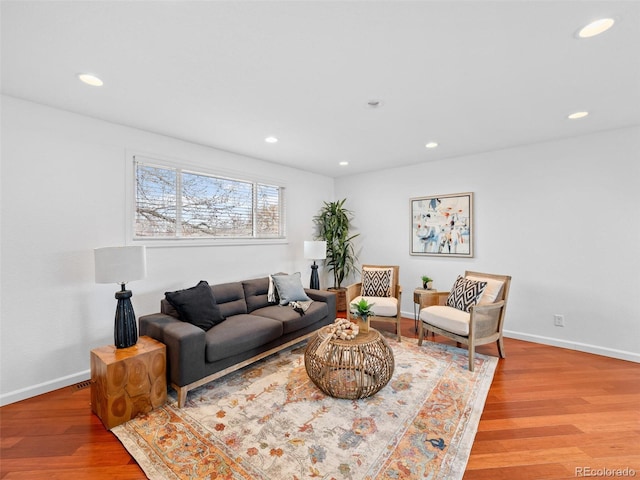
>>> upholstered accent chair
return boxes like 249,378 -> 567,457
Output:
418,271 -> 511,371
346,265 -> 402,341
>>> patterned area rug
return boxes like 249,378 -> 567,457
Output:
112,335 -> 497,480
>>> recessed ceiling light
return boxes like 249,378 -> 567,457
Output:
568,111 -> 589,120
578,18 -> 615,38
339,161 -> 349,166
77,73 -> 103,87
265,136 -> 278,143
425,142 -> 439,149
366,99 -> 383,108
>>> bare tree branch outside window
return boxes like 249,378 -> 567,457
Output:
135,164 -> 177,236
134,160 -> 284,239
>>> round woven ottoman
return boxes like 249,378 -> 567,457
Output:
304,327 -> 395,399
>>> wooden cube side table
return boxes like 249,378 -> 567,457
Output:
90,335 -> 167,429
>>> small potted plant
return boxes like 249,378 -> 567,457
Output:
421,275 -> 434,290
350,298 -> 375,333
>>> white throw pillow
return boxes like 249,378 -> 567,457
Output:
466,275 -> 504,305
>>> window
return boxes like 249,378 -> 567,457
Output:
134,158 -> 285,240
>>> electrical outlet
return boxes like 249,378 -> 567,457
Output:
554,314 -> 565,327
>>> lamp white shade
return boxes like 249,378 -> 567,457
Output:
304,241 -> 327,260
95,246 -> 147,285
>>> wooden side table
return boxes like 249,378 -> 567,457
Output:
90,336 -> 167,429
413,288 -> 441,332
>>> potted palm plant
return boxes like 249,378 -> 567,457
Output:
421,275 -> 434,290
350,298 -> 374,333
313,199 -> 359,310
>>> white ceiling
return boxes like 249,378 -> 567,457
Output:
2,1 -> 639,178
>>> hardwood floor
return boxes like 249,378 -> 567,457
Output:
1,317 -> 639,479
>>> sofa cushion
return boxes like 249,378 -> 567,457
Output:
164,280 -> 225,330
204,314 -> 283,363
271,272 -> 311,305
350,295 -> 398,317
361,267 -> 393,297
252,301 -> 329,334
242,277 -> 274,313
211,282 -> 248,317
420,305 -> 470,336
446,275 -> 487,312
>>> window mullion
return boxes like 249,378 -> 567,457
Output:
252,183 -> 257,238
176,169 -> 183,237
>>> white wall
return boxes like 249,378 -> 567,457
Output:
0,96 -> 334,405
335,126 -> 640,362
2,95 -> 638,406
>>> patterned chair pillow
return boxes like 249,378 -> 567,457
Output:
446,275 -> 487,312
361,267 -> 393,297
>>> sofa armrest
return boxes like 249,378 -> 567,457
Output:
139,313 -> 206,388
305,289 -> 337,320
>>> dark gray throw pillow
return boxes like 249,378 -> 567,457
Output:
165,280 -> 225,330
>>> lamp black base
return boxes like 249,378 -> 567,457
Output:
114,289 -> 138,349
310,263 -> 320,290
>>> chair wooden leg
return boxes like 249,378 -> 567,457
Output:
417,321 -> 424,346
397,317 -> 402,342
497,336 -> 506,358
468,340 -> 475,372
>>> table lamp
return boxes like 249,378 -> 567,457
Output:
304,240 -> 326,290
94,246 -> 147,348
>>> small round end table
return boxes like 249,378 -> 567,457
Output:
304,327 -> 394,399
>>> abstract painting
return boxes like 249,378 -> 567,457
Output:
410,192 -> 473,257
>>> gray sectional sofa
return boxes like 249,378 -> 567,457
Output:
139,275 -> 336,407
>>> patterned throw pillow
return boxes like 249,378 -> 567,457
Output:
361,267 -> 393,297
446,275 -> 487,312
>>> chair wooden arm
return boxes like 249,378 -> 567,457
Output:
469,300 -> 506,338
345,282 -> 362,311
470,300 -> 505,313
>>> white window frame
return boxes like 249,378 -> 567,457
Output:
126,153 -> 287,247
